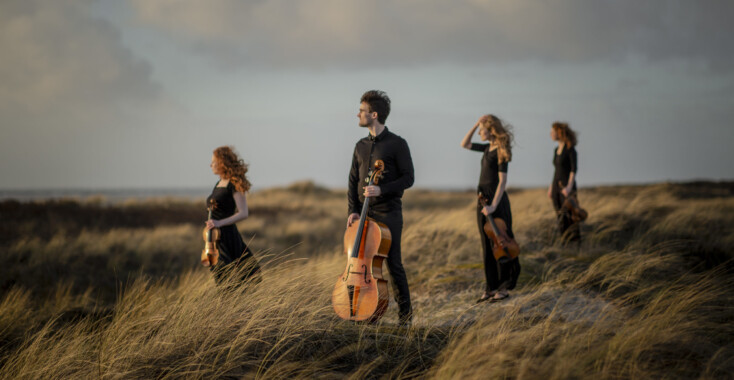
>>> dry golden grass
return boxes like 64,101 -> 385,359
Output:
0,181 -> 733,379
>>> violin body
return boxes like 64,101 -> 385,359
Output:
333,160 -> 391,322
561,192 -> 588,223
201,226 -> 220,267
478,193 -> 520,262
332,217 -> 391,321
201,200 -> 220,267
483,217 -> 520,262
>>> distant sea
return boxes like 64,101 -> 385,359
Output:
0,188 -> 211,203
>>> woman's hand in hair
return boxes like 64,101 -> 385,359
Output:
461,119 -> 481,149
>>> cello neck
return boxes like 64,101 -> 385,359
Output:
486,215 -> 501,237
351,184 -> 372,258
350,160 -> 385,259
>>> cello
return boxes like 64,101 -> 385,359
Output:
478,193 -> 520,263
332,160 -> 391,322
201,199 -> 220,267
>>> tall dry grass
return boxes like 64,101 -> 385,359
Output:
1,181 -> 733,378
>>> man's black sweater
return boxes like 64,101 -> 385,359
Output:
348,127 -> 414,215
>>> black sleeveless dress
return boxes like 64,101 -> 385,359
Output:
206,182 -> 260,283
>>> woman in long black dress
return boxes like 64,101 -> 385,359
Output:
547,122 -> 580,243
205,146 -> 261,285
461,114 -> 521,303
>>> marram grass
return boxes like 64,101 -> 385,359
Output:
1,181 -> 732,379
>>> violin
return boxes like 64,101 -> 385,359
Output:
558,181 -> 588,223
201,199 -> 220,267
478,193 -> 520,263
332,160 -> 391,322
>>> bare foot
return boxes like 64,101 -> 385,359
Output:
489,290 -> 510,303
476,290 -> 497,303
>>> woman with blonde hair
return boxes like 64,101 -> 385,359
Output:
548,122 -> 580,243
205,146 -> 261,284
461,114 -> 521,303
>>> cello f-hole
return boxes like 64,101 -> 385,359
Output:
343,264 -> 352,281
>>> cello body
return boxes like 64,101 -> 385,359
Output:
478,193 -> 520,262
332,160 -> 392,322
332,218 -> 391,321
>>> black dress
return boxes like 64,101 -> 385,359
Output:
470,143 -> 521,292
206,181 -> 260,284
551,145 -> 580,242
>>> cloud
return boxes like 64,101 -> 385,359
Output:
0,0 -> 175,189
0,0 -> 160,131
130,0 -> 734,70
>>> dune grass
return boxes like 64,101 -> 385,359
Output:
0,181 -> 732,379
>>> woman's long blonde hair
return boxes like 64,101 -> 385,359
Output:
480,114 -> 514,164
552,122 -> 577,147
213,146 -> 251,192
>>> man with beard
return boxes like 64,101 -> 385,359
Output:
347,90 -> 415,325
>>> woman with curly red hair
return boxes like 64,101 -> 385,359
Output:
205,146 -> 261,284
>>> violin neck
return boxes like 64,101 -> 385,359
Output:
568,195 -> 578,207
479,195 -> 502,236
486,216 -> 501,237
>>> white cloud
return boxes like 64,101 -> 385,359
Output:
0,0 -> 160,131
129,0 -> 734,70
0,0 -> 179,189
2,0 -> 732,190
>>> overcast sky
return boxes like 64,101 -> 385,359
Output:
1,0 -> 732,191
